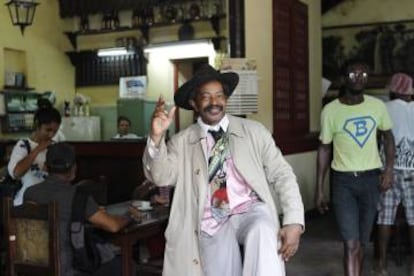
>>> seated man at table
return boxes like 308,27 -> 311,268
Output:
132,179 -> 172,262
24,142 -> 132,276
133,179 -> 172,207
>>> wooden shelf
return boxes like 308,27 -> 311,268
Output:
3,86 -> 35,92
65,50 -> 146,87
64,14 -> 226,50
0,91 -> 40,133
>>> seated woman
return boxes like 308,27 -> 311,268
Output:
8,106 -> 62,206
112,116 -> 140,139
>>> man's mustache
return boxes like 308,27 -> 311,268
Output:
203,105 -> 223,113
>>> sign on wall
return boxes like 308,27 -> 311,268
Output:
220,58 -> 258,115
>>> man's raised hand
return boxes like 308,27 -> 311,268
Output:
150,95 -> 176,146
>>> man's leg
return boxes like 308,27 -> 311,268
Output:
399,170 -> 414,275
344,240 -> 363,276
199,221 -> 242,276
331,172 -> 362,276
235,202 -> 284,276
355,172 -> 380,276
409,226 -> 414,275
376,225 -> 392,272
375,169 -> 402,274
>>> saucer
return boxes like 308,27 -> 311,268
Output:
132,200 -> 150,208
137,206 -> 153,211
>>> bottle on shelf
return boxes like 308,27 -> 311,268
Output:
64,100 -> 71,117
84,102 -> 90,117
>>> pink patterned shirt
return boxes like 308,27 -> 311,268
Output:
199,116 -> 258,236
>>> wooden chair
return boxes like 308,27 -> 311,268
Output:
75,175 -> 108,205
3,197 -> 60,276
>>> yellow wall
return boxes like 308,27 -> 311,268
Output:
77,86 -> 118,106
323,0 -> 414,27
0,0 -> 75,138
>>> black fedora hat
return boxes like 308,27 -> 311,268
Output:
174,64 -> 239,110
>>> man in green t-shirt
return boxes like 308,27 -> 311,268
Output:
315,60 -> 395,276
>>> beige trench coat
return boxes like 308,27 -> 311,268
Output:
143,115 -> 304,276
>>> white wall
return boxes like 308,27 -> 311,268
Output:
245,0 -> 322,211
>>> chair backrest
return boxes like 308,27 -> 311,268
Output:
3,197 -> 60,276
75,175 -> 108,205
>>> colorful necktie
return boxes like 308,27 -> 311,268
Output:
208,129 -> 224,142
208,128 -> 230,222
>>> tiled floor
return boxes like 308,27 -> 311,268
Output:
2,212 -> 410,276
286,212 -> 412,276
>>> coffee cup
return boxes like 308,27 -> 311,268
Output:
141,201 -> 151,209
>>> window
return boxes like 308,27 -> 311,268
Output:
273,0 -> 318,154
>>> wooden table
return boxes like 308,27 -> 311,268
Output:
105,201 -> 169,276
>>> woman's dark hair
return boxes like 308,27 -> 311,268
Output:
117,115 -> 132,126
33,107 -> 62,129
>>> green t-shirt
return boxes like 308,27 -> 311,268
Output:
319,95 -> 392,171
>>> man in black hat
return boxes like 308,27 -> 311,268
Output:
24,142 -> 132,276
143,64 -> 304,276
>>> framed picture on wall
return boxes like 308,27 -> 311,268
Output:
119,76 -> 147,98
323,19 -> 414,89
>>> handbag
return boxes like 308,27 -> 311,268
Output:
0,173 -> 23,198
0,139 -> 31,198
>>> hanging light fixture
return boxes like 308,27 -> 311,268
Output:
5,0 -> 40,35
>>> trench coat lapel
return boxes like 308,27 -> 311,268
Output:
227,115 -> 257,188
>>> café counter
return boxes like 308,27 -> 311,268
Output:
72,141 -> 147,204
0,140 -> 148,204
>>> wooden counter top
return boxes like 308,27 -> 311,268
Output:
70,141 -> 146,157
0,141 -> 149,204
70,141 -> 147,204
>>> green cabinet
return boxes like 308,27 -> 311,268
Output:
0,91 -> 40,133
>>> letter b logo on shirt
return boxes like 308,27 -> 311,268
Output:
354,120 -> 368,136
343,116 -> 376,148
